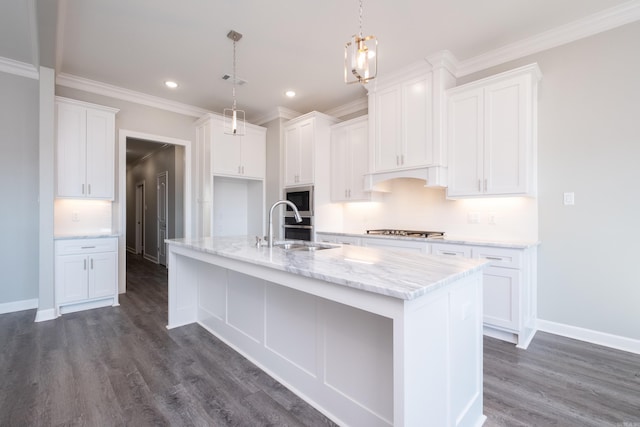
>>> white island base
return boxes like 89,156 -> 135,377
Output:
167,239 -> 486,427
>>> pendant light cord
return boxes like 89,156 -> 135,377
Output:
232,37 -> 237,110
359,0 -> 364,38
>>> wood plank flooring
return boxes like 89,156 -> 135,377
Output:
1,253 -> 639,426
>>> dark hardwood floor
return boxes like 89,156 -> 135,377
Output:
1,254 -> 639,426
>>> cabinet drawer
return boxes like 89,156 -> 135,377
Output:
472,246 -> 522,269
55,237 -> 117,255
431,243 -> 472,258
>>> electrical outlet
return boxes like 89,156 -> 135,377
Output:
72,211 -> 80,222
563,192 -> 575,206
468,211 -> 480,224
488,213 -> 497,225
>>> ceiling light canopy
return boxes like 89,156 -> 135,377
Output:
285,90 -> 296,98
164,80 -> 178,89
223,30 -> 246,136
345,0 -> 377,85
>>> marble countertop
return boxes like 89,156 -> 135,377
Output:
317,231 -> 539,249
166,236 -> 488,301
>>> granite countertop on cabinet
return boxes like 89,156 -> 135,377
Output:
166,236 -> 488,301
317,231 -> 540,249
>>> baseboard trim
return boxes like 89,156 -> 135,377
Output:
537,319 -> 640,355
144,253 -> 159,264
0,298 -> 38,315
35,308 -> 57,322
126,246 -> 137,254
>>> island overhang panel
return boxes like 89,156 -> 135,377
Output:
166,236 -> 488,427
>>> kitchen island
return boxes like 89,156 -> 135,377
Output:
166,236 -> 489,427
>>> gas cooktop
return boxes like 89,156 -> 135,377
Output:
366,229 -> 445,238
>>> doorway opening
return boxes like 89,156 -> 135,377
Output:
119,130 -> 192,294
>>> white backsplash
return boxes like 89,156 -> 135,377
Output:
341,178 -> 538,242
54,199 -> 113,236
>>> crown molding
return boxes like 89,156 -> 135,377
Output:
324,97 -> 368,118
0,56 -> 39,79
456,0 -> 640,76
56,73 -> 211,118
254,106 -> 302,125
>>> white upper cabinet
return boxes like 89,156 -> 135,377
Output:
55,97 -> 118,199
447,64 -> 541,198
372,74 -> 433,172
283,112 -> 339,187
331,116 -> 369,202
365,53 -> 456,189
211,123 -> 266,179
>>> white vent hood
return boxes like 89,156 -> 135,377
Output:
364,166 -> 447,192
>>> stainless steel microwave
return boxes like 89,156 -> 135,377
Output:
283,186 -> 313,217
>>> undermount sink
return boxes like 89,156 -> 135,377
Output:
273,240 -> 337,252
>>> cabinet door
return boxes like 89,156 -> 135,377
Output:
483,76 -> 527,195
403,75 -> 433,168
85,108 -> 115,199
56,102 -> 87,197
346,121 -> 369,200
241,129 -> 266,179
284,125 -> 301,186
374,86 -> 402,172
330,126 -> 349,202
56,254 -> 89,303
447,88 -> 484,197
212,126 -> 242,176
297,120 -> 314,185
483,266 -> 520,331
89,252 -> 117,299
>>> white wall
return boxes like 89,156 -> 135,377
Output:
0,71 -> 40,305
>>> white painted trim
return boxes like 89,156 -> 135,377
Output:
324,97 -> 368,119
126,246 -> 137,254
456,0 -> 640,76
35,308 -> 57,322
254,107 -> 302,125
144,253 -> 160,264
26,0 -> 39,69
118,129 -> 192,293
0,56 -> 39,79
56,73 -> 211,118
537,319 -> 640,355
0,298 -> 39,315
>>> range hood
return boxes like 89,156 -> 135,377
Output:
364,166 -> 448,192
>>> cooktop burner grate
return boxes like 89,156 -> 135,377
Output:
366,229 -> 445,238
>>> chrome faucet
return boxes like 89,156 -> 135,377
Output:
268,200 -> 302,247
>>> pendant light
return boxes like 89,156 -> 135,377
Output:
223,30 -> 245,136
344,0 -> 377,84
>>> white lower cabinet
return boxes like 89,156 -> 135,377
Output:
55,237 -> 118,315
361,236 -> 429,253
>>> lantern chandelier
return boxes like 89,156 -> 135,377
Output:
223,30 -> 246,136
344,0 -> 377,84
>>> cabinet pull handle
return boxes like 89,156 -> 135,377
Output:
83,259 -> 87,270
339,242 -> 352,245
484,179 -> 487,192
91,258 -> 94,269
345,189 -> 348,198
348,189 -> 351,198
477,180 -> 481,191
485,256 -> 502,261
81,246 -> 96,249
442,251 -> 457,256
401,155 -> 404,165
242,166 -> 244,174
88,184 -> 91,195
82,184 -> 85,195
238,166 -> 241,173
396,155 -> 399,166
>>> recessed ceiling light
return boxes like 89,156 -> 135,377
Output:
165,80 -> 178,89
285,90 -> 296,98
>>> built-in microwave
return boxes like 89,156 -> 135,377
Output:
284,186 -> 313,217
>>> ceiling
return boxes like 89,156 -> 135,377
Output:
1,0 -> 637,123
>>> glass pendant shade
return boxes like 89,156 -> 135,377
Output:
224,107 -> 245,135
345,34 -> 377,84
